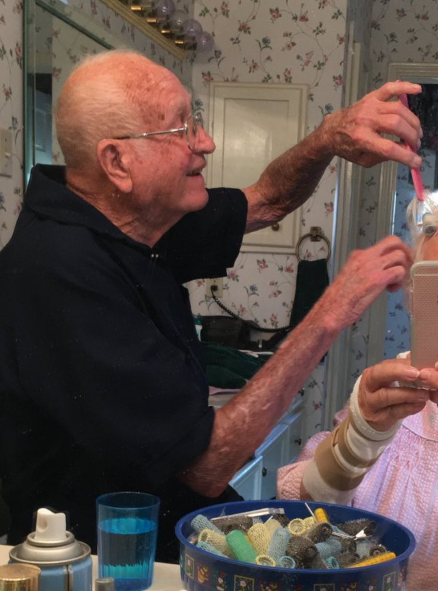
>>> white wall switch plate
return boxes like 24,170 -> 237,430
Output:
0,128 -> 13,177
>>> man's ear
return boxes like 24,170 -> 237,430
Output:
97,140 -> 133,193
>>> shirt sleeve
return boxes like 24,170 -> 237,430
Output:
163,187 -> 248,283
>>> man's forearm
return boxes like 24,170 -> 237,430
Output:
179,235 -> 412,497
179,294 -> 341,497
244,81 -> 423,234
244,123 -> 333,233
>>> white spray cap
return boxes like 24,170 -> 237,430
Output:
33,508 -> 68,543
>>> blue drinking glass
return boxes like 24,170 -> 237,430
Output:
97,492 -> 160,591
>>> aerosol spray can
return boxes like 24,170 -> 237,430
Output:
9,508 -> 92,591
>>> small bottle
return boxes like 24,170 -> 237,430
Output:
0,563 -> 41,591
95,578 -> 115,591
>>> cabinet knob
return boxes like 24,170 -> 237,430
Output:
271,222 -> 280,232
262,467 -> 268,477
295,437 -> 302,445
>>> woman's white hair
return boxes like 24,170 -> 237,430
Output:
55,49 -> 166,170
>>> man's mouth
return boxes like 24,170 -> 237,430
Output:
186,169 -> 203,177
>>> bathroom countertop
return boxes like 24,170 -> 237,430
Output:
0,545 -> 182,590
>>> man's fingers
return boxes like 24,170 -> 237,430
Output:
355,136 -> 421,168
349,237 -> 411,293
342,81 -> 423,167
362,102 -> 422,146
377,138 -> 422,168
370,235 -> 413,259
371,81 -> 422,103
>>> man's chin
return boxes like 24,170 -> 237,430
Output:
184,188 -> 210,212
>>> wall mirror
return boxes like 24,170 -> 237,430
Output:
23,0 -> 131,185
366,63 -> 438,367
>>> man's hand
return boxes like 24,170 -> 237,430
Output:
358,358 -> 435,432
318,235 -> 412,332
244,81 -> 423,233
320,80 -> 423,168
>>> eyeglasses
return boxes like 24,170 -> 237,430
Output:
113,112 -> 205,152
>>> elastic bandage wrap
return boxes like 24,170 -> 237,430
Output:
303,375 -> 401,504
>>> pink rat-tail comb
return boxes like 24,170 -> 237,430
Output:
398,91 -> 425,202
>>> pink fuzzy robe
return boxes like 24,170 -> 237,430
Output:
277,400 -> 438,591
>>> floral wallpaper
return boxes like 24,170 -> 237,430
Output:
349,0 -> 438,388
1,0 -> 437,443
0,0 -> 23,249
0,0 -> 363,441
188,0 -> 353,439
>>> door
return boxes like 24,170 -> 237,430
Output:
208,82 -> 308,254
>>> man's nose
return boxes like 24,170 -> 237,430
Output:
197,126 -> 216,154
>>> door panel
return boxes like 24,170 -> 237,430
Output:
208,82 -> 308,253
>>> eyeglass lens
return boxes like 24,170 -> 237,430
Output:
188,113 -> 204,151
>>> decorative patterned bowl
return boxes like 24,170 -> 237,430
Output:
175,499 -> 415,591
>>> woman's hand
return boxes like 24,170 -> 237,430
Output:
358,358 -> 436,431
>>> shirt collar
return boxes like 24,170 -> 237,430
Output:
25,164 -> 168,257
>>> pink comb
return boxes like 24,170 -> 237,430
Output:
398,91 -> 425,201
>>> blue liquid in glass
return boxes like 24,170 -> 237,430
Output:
98,517 -> 157,591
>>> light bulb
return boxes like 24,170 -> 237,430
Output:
155,0 -> 175,21
169,9 -> 186,35
195,30 -> 214,52
182,18 -> 203,43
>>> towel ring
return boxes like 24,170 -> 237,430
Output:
296,226 -> 331,263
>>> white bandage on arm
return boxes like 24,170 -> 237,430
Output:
302,375 -> 401,504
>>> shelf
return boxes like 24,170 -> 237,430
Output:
99,0 -> 187,60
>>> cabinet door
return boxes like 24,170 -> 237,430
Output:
208,82 -> 308,253
229,455 -> 263,500
256,423 -> 290,500
287,389 -> 306,415
279,409 -> 304,464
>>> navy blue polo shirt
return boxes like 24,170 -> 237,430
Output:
0,165 -> 247,558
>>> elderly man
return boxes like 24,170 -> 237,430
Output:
0,50 -> 420,560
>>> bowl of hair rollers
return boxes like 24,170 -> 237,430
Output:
175,500 -> 415,591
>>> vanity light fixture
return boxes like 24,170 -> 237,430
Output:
102,0 -> 214,58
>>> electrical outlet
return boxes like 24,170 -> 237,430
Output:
205,277 -> 223,298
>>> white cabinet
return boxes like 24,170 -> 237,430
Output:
229,455 -> 263,501
256,423 -> 290,500
279,409 -> 304,464
211,389 -> 306,501
229,407 -> 305,501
